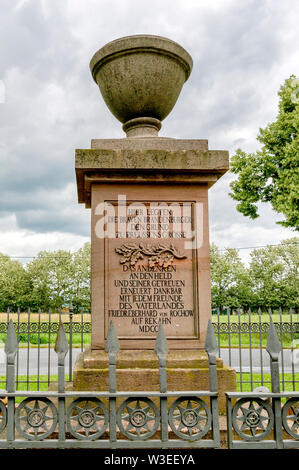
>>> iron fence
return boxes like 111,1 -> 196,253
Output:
0,307 -> 91,390
0,318 -> 298,448
226,321 -> 299,449
0,320 -> 221,448
0,307 -> 298,393
212,307 -> 299,392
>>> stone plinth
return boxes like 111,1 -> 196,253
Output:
74,135 -> 235,406
75,137 -> 229,350
73,347 -> 236,413
73,34 -> 236,418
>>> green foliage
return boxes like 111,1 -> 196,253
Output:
0,254 -> 31,310
210,237 -> 299,308
0,238 -> 298,311
71,243 -> 91,312
0,242 -> 91,312
248,237 -> 299,307
27,249 -> 74,311
230,75 -> 299,229
210,244 -> 253,308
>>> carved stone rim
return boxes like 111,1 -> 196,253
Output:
90,34 -> 193,82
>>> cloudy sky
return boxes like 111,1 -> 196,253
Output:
0,0 -> 298,264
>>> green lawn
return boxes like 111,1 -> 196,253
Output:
236,372 -> 299,395
0,373 -> 298,404
0,312 -> 297,349
0,333 -> 91,347
214,332 -> 299,348
213,312 -> 298,323
0,375 -> 63,403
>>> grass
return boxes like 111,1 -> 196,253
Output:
237,372 -> 299,394
0,312 -> 297,348
1,312 -> 298,323
212,313 -> 298,323
0,375 -> 62,403
0,313 -> 91,322
0,333 -> 91,347
215,332 -> 299,348
0,373 -> 297,404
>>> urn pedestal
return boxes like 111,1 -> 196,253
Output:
73,35 -> 236,413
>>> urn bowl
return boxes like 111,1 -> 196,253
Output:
90,35 -> 193,136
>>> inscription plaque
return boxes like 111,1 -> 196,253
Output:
104,201 -> 199,339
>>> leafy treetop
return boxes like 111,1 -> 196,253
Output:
229,75 -> 299,230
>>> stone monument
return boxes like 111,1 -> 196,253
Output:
74,35 -> 235,411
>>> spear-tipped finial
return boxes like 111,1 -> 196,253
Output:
54,322 -> 69,365
105,321 -> 120,363
5,320 -> 18,364
266,317 -> 281,361
204,320 -> 218,365
154,324 -> 168,364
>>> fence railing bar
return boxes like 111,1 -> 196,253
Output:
47,308 -> 51,386
5,320 -> 17,442
266,317 -> 283,448
80,308 -> 84,352
16,307 -> 20,390
237,308 -> 243,392
216,307 -> 221,358
69,301 -> 73,382
279,306 -> 285,392
290,307 -> 295,390
37,308 -> 41,392
227,307 -> 232,367
106,320 -> 119,444
26,308 -> 30,390
155,324 -> 168,442
54,321 -> 68,442
204,320 -> 220,447
258,307 -> 264,386
248,307 -> 253,391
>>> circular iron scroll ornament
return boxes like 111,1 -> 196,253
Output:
282,399 -> 299,439
0,400 -> 7,433
232,398 -> 274,441
117,398 -> 159,440
66,398 -> 108,440
15,398 -> 58,440
168,397 -> 211,440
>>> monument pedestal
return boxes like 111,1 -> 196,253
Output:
74,137 -> 236,411
76,137 -> 229,349
73,35 -> 236,415
73,347 -> 236,413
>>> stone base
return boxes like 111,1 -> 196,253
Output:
73,347 -> 236,413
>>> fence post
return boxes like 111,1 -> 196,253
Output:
266,318 -> 283,448
204,320 -> 220,447
54,321 -> 69,442
154,324 -> 168,442
5,320 -> 18,443
105,321 -> 119,443
69,301 -> 73,382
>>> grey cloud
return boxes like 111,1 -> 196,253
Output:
0,0 -> 298,244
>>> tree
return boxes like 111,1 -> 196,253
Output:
248,237 -> 299,308
210,244 -> 252,309
0,254 -> 31,310
27,250 -> 74,311
71,242 -> 91,312
229,75 -> 299,230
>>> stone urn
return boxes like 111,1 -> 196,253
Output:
90,35 -> 193,137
